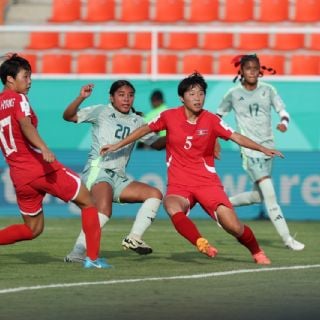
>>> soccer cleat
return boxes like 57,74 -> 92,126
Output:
252,250 -> 271,265
285,236 -> 305,251
64,244 -> 86,263
83,257 -> 111,269
196,237 -> 218,258
122,236 -> 153,255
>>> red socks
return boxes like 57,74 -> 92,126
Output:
171,212 -> 202,245
81,206 -> 101,260
237,225 -> 261,255
0,224 -> 33,245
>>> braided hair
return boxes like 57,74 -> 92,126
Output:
231,54 -> 276,83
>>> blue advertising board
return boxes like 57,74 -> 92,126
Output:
0,150 -> 318,220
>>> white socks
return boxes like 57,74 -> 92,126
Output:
230,179 -> 291,242
257,178 -> 290,242
128,198 -> 161,240
72,212 -> 109,252
230,189 -> 262,206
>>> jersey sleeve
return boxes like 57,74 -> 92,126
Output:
14,93 -> 32,120
77,104 -> 104,124
148,110 -> 167,132
269,84 -> 286,113
216,90 -> 233,117
213,114 -> 234,140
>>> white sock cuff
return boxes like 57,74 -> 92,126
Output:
98,212 -> 109,228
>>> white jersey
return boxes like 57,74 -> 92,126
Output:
77,103 -> 159,176
217,81 -> 287,158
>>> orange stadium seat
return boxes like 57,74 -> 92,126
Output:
222,0 -> 254,22
201,33 -> 233,50
272,34 -> 305,50
96,32 -> 128,49
62,32 -> 94,50
292,0 -> 320,22
162,32 -> 198,50
258,55 -> 285,75
217,54 -> 238,74
41,54 -> 72,73
83,0 -> 115,22
76,54 -> 107,74
182,54 -> 214,75
257,0 -> 289,22
185,0 -> 219,23
19,53 -> 38,73
49,0 -> 81,22
131,32 -> 152,49
146,54 -> 178,74
152,0 -> 184,22
236,33 -> 269,50
111,54 -> 143,73
309,34 -> 320,50
0,0 -> 8,24
290,55 -> 320,75
27,32 -> 60,49
119,0 -> 150,22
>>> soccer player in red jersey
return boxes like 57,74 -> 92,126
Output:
100,72 -> 285,265
0,54 -> 109,268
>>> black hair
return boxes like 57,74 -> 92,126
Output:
150,90 -> 164,101
0,54 -> 31,85
109,79 -> 142,116
178,72 -> 207,97
231,54 -> 276,83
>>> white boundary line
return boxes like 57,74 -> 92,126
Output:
1,264 -> 320,295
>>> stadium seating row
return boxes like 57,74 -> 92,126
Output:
48,0 -> 320,23
20,52 -> 320,75
26,31 -> 320,51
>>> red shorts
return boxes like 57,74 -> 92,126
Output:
15,167 -> 81,216
166,183 -> 233,219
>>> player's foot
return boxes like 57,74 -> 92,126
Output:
64,244 -> 86,263
196,237 -> 218,258
83,257 -> 111,269
122,236 -> 153,255
284,236 -> 305,251
252,250 -> 271,265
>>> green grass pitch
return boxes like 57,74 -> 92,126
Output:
0,217 -> 319,320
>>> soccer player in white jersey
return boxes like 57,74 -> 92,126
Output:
217,54 -> 304,251
63,80 -> 165,262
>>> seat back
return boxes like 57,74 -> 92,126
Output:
119,0 -> 150,22
292,0 -> 320,22
185,0 -> 219,22
76,54 -> 107,74
152,0 -> 184,22
83,0 -> 115,22
146,55 -> 178,74
182,54 -> 214,75
62,32 -> 94,50
257,0 -> 289,22
222,0 -> 254,22
41,54 -> 72,73
49,0 -> 81,22
96,32 -> 128,49
111,54 -> 143,73
27,32 -> 60,49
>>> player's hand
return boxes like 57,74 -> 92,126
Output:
80,84 -> 94,99
41,148 -> 56,163
276,123 -> 287,132
262,147 -> 284,159
100,144 -> 118,155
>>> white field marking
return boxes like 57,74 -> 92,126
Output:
1,264 -> 320,295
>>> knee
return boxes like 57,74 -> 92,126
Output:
150,188 -> 163,200
30,224 -> 44,238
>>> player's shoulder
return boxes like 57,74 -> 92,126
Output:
258,81 -> 277,92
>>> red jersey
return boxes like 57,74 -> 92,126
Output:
0,89 -> 63,188
148,106 -> 234,186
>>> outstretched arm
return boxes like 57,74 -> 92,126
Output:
63,84 -> 94,122
230,132 -> 284,158
19,117 -> 55,163
100,124 -> 152,155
